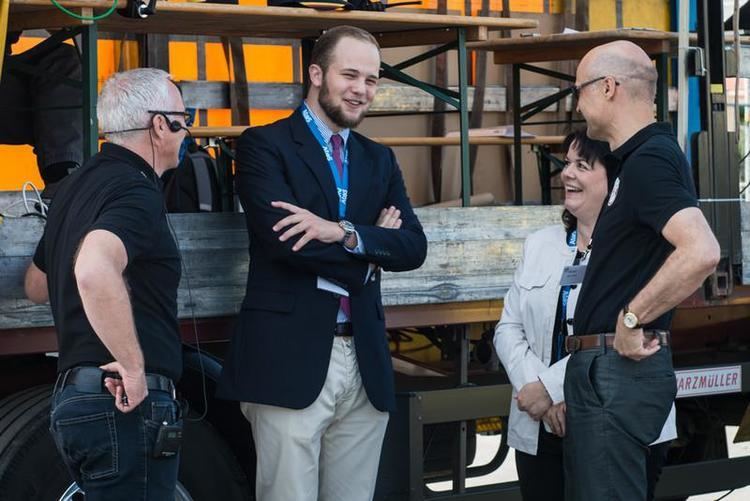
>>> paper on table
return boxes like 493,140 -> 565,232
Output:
445,125 -> 536,138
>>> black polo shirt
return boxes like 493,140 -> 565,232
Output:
33,143 -> 182,380
573,122 -> 698,335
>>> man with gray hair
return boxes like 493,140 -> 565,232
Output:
24,68 -> 188,499
562,41 -> 721,500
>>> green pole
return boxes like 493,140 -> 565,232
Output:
82,24 -> 99,160
457,27 -> 471,207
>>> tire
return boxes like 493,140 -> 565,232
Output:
0,386 -> 251,501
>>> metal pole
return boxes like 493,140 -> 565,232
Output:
457,28 -> 471,207
655,53 -> 669,122
452,326 -> 469,494
81,24 -> 98,160
513,63 -> 523,205
677,0 -> 690,151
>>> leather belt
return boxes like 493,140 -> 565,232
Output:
334,323 -> 353,337
59,366 -> 176,397
565,330 -> 670,354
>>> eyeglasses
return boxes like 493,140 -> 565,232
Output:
148,109 -> 194,126
570,76 -> 620,99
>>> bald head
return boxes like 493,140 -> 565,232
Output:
580,41 -> 657,103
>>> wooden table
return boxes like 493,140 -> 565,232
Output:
470,29 -> 675,205
9,0 -> 536,46
469,28 -> 675,64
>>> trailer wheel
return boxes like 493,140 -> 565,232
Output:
0,386 -> 251,501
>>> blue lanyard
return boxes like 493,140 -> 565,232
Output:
300,103 -> 349,218
557,230 -> 578,361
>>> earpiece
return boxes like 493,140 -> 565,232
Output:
167,118 -> 184,133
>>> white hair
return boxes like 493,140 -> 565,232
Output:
98,68 -> 174,144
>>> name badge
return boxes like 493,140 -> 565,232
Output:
560,265 -> 587,286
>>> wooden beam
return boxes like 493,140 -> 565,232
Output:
179,81 -> 568,112
469,29 -> 675,65
187,126 -> 566,145
9,0 -> 537,38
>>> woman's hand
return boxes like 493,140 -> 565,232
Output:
517,380 -> 553,420
542,402 -> 567,437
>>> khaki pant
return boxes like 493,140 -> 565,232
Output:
241,336 -> 389,501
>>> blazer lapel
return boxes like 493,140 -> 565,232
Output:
344,133 -> 374,220
291,110 -> 339,219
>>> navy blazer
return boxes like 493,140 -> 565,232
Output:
216,109 -> 427,412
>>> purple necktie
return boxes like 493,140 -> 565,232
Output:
330,134 -> 351,319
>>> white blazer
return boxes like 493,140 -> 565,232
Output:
494,224 -> 676,455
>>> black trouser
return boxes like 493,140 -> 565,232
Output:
516,425 -> 671,501
516,427 -> 564,501
563,346 -> 676,501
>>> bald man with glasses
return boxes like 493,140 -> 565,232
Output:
562,41 -> 720,501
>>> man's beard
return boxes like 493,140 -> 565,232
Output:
318,80 -> 368,129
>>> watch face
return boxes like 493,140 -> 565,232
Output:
623,312 -> 639,329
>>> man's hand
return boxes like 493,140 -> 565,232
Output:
272,201 -> 345,251
516,380 -> 553,420
613,310 -> 660,361
377,206 -> 402,229
99,361 -> 148,413
542,403 -> 566,437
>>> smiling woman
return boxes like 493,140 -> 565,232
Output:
560,129 -> 611,242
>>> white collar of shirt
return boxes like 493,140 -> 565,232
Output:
303,100 -> 350,147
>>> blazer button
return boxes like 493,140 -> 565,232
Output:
370,275 -> 377,282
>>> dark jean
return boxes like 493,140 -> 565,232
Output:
563,345 -> 677,501
49,379 -> 182,501
516,424 -> 670,501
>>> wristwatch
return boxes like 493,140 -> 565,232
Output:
338,220 -> 356,248
622,305 -> 641,329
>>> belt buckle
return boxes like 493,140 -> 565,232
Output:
567,336 -> 581,354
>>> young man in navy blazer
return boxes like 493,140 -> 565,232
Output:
217,25 -> 428,501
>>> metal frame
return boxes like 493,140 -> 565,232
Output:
400,361 -> 750,500
509,60 -> 669,205
73,25 -> 476,208
81,25 -> 98,161
695,0 -> 742,299
379,28 -> 472,207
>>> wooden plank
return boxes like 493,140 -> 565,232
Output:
179,81 -> 566,112
0,206 -> 561,330
8,7 -> 87,31
180,81 -> 303,110
178,80 -> 680,115
3,201 -> 750,332
374,26 -> 488,48
469,29 -> 674,64
188,127 -> 566,145
742,202 -> 750,285
9,0 -> 537,38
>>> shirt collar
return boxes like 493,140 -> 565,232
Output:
303,100 -> 350,146
611,122 -> 674,161
100,142 -> 160,186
